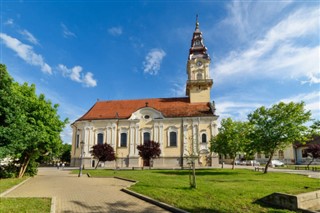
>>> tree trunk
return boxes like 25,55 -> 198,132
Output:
307,158 -> 314,168
232,157 -> 235,170
191,161 -> 197,188
18,155 -> 31,178
264,151 -> 274,174
95,160 -> 100,169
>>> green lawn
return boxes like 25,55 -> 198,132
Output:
77,168 -> 320,213
0,178 -> 51,213
0,197 -> 51,213
0,177 -> 28,194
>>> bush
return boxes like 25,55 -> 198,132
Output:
0,164 -> 19,178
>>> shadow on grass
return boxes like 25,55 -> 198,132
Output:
154,170 -> 239,176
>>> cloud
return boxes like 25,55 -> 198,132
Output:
280,91 -> 320,118
213,6 -> 319,85
4,19 -> 14,25
58,64 -> 97,87
143,48 -> 166,75
0,33 -> 52,74
108,27 -> 122,36
61,23 -> 76,38
19,29 -> 39,45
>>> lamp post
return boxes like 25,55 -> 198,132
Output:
78,141 -> 84,177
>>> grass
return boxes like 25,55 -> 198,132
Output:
273,164 -> 320,170
76,168 -> 320,213
0,197 -> 51,213
0,177 -> 28,194
0,178 -> 51,213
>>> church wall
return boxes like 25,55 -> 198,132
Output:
190,88 -> 210,103
70,116 -> 218,168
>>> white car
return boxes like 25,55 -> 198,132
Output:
271,160 -> 284,167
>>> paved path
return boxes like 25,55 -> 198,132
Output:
3,167 -> 169,213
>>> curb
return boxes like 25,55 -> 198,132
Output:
0,177 -> 31,197
121,188 -> 189,213
50,196 -> 56,213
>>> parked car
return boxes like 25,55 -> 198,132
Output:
251,160 -> 260,166
271,160 -> 284,167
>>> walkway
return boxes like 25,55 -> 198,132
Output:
3,167 -> 169,213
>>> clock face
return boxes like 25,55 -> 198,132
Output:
196,61 -> 202,67
195,40 -> 200,46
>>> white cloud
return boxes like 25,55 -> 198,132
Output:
61,23 -> 76,38
57,64 -> 97,87
4,19 -> 14,25
19,29 -> 39,45
214,6 -> 320,85
143,48 -> 166,75
0,33 -> 52,74
108,27 -> 122,36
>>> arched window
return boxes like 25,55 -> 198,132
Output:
97,133 -> 103,145
143,132 -> 150,144
120,133 -> 127,147
169,132 -> 177,147
201,133 -> 207,143
278,150 -> 284,159
76,134 -> 80,148
197,72 -> 203,80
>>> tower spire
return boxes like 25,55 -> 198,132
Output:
195,14 -> 199,30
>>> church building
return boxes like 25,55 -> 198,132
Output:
70,19 -> 219,168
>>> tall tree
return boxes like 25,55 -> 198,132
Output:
90,143 -> 115,169
0,64 -> 67,177
210,118 -> 252,169
137,140 -> 161,167
248,102 -> 311,173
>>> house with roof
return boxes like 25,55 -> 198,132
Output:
70,19 -> 219,168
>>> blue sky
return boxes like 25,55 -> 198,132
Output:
1,0 -> 319,144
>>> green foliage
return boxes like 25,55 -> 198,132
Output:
211,118 -> 252,168
0,64 -> 68,178
248,102 -> 311,172
60,143 -> 71,163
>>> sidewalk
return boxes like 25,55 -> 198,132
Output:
3,167 -> 169,213
219,164 -> 320,179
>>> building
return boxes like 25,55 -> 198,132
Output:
70,18 -> 219,168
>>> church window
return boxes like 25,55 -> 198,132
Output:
278,150 -> 284,159
197,72 -> 203,80
302,149 -> 308,158
97,133 -> 103,145
120,133 -> 127,147
76,134 -> 80,148
169,132 -> 177,147
201,133 -> 207,143
144,132 -> 151,144
144,115 -> 150,119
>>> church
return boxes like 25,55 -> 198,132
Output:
70,19 -> 219,168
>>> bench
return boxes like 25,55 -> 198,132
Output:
132,167 -> 144,170
295,166 -> 310,170
311,167 -> 320,172
254,167 -> 265,172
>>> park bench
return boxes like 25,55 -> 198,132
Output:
295,166 -> 310,170
311,167 -> 320,172
132,166 -> 144,170
254,166 -> 265,172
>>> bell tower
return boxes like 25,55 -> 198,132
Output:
186,16 -> 213,103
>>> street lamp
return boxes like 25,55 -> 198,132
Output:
78,141 -> 84,177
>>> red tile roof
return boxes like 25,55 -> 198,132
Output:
78,97 -> 215,121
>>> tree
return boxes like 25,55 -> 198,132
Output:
248,102 -> 311,173
90,143 -> 116,169
60,144 -> 72,164
305,143 -> 320,167
0,64 -> 67,178
137,140 -> 161,167
210,118 -> 252,169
